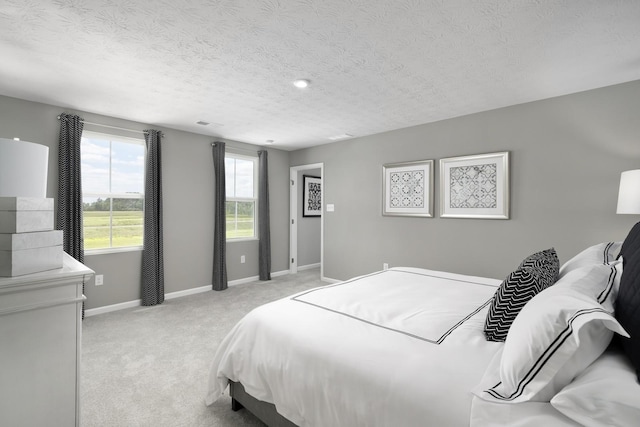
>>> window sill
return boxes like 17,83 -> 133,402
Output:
226,237 -> 259,243
85,246 -> 143,256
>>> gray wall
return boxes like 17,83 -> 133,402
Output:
297,168 -> 322,267
0,94 -> 290,310
290,80 -> 640,281
3,79 -> 639,306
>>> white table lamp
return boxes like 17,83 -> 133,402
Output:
617,169 -> 640,214
0,138 -> 49,198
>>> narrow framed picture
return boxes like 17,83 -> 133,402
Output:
303,175 -> 322,217
382,160 -> 434,217
439,151 -> 510,219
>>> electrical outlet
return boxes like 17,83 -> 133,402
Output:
383,263 -> 389,271
241,255 -> 246,264
95,274 -> 104,286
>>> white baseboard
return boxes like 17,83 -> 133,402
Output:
165,285 -> 211,299
84,269 -> 291,317
85,299 -> 142,317
321,276 -> 341,284
298,263 -> 320,271
228,269 -> 289,286
272,269 -> 289,278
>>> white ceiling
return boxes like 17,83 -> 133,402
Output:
1,1 -> 639,151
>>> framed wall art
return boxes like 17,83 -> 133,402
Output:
303,175 -> 322,217
382,159 -> 434,217
439,151 -> 510,219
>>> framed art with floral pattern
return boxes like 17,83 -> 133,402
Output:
439,151 -> 510,219
382,160 -> 434,217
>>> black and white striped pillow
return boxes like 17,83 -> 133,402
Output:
484,248 -> 559,342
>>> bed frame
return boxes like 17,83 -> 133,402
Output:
230,381 -> 299,427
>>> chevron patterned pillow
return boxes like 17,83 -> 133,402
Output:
484,248 -> 559,342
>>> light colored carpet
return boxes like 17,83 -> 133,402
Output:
81,269 -> 324,427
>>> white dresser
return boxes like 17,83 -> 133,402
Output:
0,253 -> 93,427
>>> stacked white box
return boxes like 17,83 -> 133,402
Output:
0,197 -> 54,233
0,197 -> 63,277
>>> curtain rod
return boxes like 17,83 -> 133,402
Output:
57,115 -> 163,137
212,142 -> 262,154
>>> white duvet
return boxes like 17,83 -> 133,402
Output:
206,267 -> 506,427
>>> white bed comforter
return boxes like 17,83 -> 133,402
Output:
206,267 -> 505,427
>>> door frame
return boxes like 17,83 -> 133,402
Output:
289,163 -> 324,278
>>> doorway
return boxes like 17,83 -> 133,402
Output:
289,163 -> 324,279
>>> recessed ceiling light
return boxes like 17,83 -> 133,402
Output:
196,121 -> 210,126
293,79 -> 310,88
328,133 -> 354,141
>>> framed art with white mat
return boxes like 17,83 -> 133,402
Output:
382,159 -> 434,217
440,152 -> 509,219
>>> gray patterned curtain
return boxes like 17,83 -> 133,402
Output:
57,113 -> 85,263
212,142 -> 228,291
57,113 -> 85,317
141,129 -> 164,306
258,150 -> 271,280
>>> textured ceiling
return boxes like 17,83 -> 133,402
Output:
0,1 -> 639,150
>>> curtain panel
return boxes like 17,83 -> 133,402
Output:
57,113 -> 85,263
57,112 -> 85,317
212,142 -> 228,291
141,129 -> 165,306
258,150 -> 271,280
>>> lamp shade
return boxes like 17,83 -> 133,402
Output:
0,138 -> 49,198
617,169 -> 640,214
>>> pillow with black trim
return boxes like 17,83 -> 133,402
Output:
559,241 -> 621,278
615,221 -> 640,381
555,261 -> 622,313
484,248 -> 559,342
474,266 -> 629,403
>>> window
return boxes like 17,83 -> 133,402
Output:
81,132 -> 145,251
225,153 -> 258,240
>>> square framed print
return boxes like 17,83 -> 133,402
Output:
382,160 -> 434,217
440,151 -> 510,219
303,175 -> 322,217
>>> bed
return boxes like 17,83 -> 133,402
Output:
206,223 -> 640,426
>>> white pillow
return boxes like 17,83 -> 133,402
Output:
554,261 -> 622,312
559,241 -> 621,278
551,351 -> 640,427
474,268 -> 628,403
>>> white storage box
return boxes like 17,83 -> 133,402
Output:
0,230 -> 62,251
0,197 -> 54,233
0,230 -> 63,277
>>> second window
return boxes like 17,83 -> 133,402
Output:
225,153 -> 258,240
